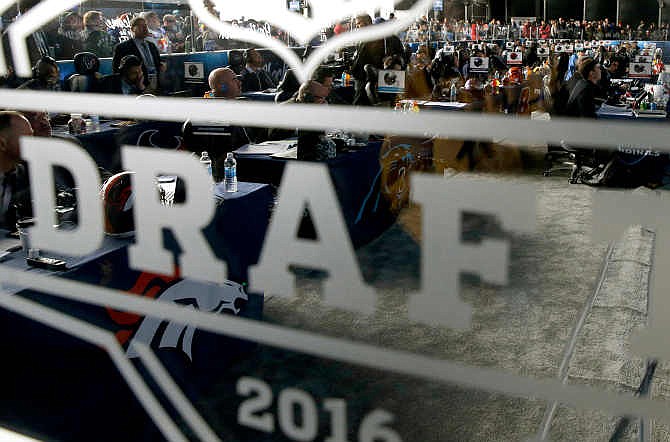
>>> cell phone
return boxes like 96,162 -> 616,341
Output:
26,256 -> 67,271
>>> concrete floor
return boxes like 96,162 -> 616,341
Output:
198,166 -> 663,441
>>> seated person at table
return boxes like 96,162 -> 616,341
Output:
204,67 -> 242,98
598,56 -> 619,100
430,52 -> 463,100
198,67 -> 266,172
293,71 -> 338,161
99,55 -> 146,95
0,112 -> 33,229
566,57 -> 601,119
293,68 -> 334,104
17,56 -> 61,91
22,111 -> 51,137
21,111 -> 78,189
240,48 -> 277,93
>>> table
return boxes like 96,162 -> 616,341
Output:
235,141 -> 395,247
54,120 -> 185,173
241,90 -> 278,102
241,84 -> 356,105
596,108 -> 667,121
0,182 -> 271,440
399,99 -> 469,111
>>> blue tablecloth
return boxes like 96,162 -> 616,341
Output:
0,182 -> 271,440
236,141 -> 395,247
241,91 -> 278,102
54,121 -> 186,173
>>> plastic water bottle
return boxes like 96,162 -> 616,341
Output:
224,152 -> 237,193
90,114 -> 100,132
200,151 -> 212,178
450,83 -> 457,102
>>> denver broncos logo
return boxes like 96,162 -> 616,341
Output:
107,272 -> 248,361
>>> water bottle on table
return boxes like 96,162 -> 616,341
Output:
224,152 -> 237,193
200,151 -> 212,178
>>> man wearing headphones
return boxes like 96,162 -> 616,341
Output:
17,56 -> 60,91
240,48 -> 276,92
99,55 -> 146,95
200,67 -> 266,161
204,67 -> 242,98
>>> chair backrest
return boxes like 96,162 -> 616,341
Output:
73,52 -> 100,75
68,74 -> 94,92
182,119 -> 233,154
275,69 -> 299,103
228,50 -> 245,74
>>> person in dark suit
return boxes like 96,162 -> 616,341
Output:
566,57 -> 601,119
99,55 -> 146,95
240,48 -> 276,92
112,16 -> 162,93
0,112 -> 33,230
349,14 -> 405,106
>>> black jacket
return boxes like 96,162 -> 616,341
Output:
241,68 -> 276,92
112,39 -> 161,89
98,74 -> 143,95
566,79 -> 599,119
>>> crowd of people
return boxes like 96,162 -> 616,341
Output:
1,0 -> 669,229
400,16 -> 670,43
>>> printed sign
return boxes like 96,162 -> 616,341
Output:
184,62 -> 205,82
506,51 -> 523,65
470,56 -> 490,73
630,62 -> 653,78
377,69 -> 406,93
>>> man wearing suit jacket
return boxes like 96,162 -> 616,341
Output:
0,112 -> 33,230
112,16 -> 162,93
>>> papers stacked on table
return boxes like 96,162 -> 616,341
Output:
234,139 -> 297,156
421,101 -> 468,110
598,103 -> 634,118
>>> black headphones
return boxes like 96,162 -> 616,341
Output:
32,56 -> 57,79
119,55 -> 142,76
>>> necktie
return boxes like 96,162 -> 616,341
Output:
0,173 -> 13,226
141,42 -> 150,64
